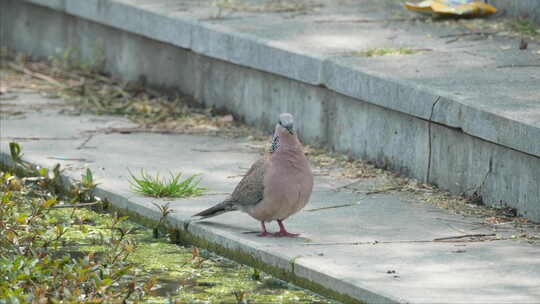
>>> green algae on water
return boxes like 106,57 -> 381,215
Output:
53,207 -> 339,303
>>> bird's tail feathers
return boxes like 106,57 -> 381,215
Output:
192,200 -> 237,219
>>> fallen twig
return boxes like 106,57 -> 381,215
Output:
439,31 -> 496,38
433,233 -> 496,242
191,148 -> 237,153
304,203 -> 358,212
88,127 -> 184,135
201,192 -> 230,196
332,180 -> 360,192
47,156 -> 92,162
435,217 -> 484,226
3,136 -> 78,141
312,170 -> 330,176
303,233 -> 498,246
303,240 -> 431,246
8,63 -> 64,87
22,176 -> 46,182
365,186 -> 401,195
51,202 -> 102,208
496,64 -> 540,69
315,17 -> 425,24
339,48 -> 433,58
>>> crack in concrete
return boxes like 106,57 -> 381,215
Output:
76,135 -> 94,150
474,155 -> 493,196
426,96 -> 441,183
422,116 -> 540,160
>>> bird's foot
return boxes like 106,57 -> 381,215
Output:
257,222 -> 273,237
272,231 -> 300,237
274,219 -> 299,237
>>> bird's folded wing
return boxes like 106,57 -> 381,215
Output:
229,157 -> 267,207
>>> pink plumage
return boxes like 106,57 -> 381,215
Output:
193,113 -> 313,237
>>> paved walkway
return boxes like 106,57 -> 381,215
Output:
1,90 -> 539,303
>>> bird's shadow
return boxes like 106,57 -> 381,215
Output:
192,220 -> 311,241
192,220 -> 254,234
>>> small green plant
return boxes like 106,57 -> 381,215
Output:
9,142 -> 22,162
49,41 -> 106,73
0,170 -> 152,303
152,202 -> 175,238
81,168 -> 96,188
72,168 -> 98,203
511,18 -> 539,35
128,169 -> 206,198
251,268 -> 261,280
8,142 -> 64,194
49,47 -> 81,70
352,47 -> 421,57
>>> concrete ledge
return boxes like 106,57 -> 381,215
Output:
0,151 -> 391,304
2,0 -> 540,220
2,91 -> 540,303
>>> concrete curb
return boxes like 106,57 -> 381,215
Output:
0,152 -> 394,304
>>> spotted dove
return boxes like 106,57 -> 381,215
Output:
193,113 -> 313,237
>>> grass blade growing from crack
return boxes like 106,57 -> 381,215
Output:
128,169 -> 206,198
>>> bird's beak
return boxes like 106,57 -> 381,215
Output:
284,125 -> 294,135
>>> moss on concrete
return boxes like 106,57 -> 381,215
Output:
104,203 -> 362,303
175,228 -> 364,304
58,203 -> 340,303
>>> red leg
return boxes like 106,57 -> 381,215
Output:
257,221 -> 272,237
273,220 -> 299,237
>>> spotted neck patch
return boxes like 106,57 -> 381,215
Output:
269,133 -> 279,153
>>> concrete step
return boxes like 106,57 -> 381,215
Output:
2,0 -> 539,220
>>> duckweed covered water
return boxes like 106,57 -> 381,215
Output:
53,207 -> 339,303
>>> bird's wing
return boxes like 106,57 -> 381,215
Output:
229,156 -> 267,208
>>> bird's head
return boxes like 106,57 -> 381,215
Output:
269,113 -> 296,153
276,113 -> 295,135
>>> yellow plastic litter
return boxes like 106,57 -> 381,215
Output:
405,0 -> 497,16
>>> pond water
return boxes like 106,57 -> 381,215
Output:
55,207 -> 340,303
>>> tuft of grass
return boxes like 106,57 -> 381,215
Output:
351,47 -> 420,57
510,19 -> 539,35
128,169 -> 206,198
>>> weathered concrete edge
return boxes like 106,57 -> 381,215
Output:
0,152 -> 399,304
20,0 -> 540,159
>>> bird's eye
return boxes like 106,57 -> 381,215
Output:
278,120 -> 283,126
